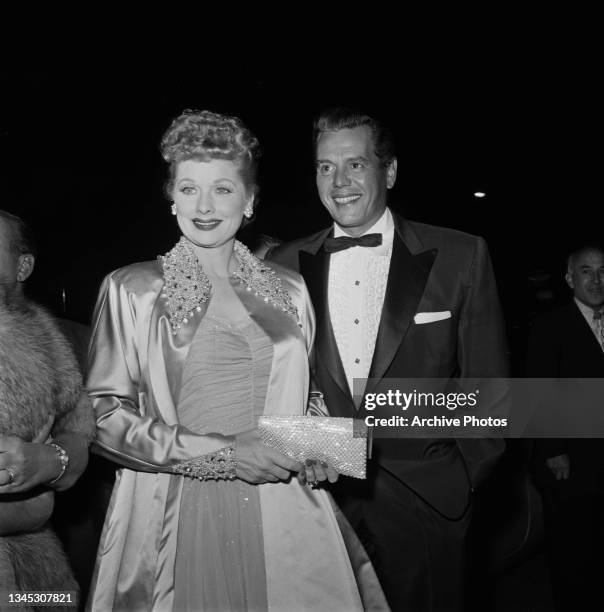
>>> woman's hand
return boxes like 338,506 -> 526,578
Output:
0,436 -> 61,492
297,459 -> 339,487
0,432 -> 88,493
235,430 -> 302,484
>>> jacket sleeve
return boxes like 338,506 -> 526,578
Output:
456,237 -> 509,488
458,237 -> 510,379
299,278 -> 330,417
86,272 -> 233,472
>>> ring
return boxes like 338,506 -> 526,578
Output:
307,479 -> 319,489
2,467 -> 16,485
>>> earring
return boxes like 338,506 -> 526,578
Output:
171,203 -> 177,216
243,206 -> 253,219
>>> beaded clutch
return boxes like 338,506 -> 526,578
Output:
258,416 -> 367,479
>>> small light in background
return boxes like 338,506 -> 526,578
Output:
473,191 -> 486,198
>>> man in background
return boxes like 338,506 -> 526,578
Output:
527,243 -> 604,611
0,209 -> 92,492
0,209 -> 95,596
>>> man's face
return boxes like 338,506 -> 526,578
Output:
0,220 -> 19,299
566,249 -> 604,309
315,126 -> 396,237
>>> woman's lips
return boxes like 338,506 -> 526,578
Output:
192,219 -> 222,230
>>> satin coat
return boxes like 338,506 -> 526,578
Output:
86,259 -> 371,611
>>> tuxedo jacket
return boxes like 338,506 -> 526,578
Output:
269,212 -> 509,518
527,300 -> 604,491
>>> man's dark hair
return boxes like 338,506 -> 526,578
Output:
0,210 -> 37,258
313,107 -> 396,167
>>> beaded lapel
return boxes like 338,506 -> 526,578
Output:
159,237 -> 301,334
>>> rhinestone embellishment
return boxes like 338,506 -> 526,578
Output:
172,447 -> 237,481
159,237 -> 301,334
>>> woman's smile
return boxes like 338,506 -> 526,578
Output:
192,218 -> 222,231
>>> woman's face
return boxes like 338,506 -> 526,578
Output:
172,158 -> 252,249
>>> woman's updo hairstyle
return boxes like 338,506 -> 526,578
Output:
160,109 -> 261,200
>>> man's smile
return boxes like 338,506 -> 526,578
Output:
332,194 -> 362,205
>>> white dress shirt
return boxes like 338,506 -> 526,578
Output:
575,298 -> 604,351
328,208 -> 394,396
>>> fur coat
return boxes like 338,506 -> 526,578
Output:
0,297 -> 95,611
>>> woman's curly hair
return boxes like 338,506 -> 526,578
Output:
160,109 -> 261,200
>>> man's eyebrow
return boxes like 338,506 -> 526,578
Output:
315,155 -> 371,164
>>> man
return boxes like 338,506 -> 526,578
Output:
0,210 -> 92,492
0,209 -> 94,592
269,108 -> 509,611
527,244 -> 604,610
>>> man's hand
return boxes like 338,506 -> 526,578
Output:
0,436 -> 62,493
546,453 -> 570,480
235,429 -> 302,484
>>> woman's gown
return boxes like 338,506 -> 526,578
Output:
174,315 -> 272,610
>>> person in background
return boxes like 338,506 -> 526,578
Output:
527,243 -> 604,611
0,209 -> 94,598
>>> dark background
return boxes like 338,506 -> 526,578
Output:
1,54 -> 600,372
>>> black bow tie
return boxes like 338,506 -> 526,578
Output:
323,233 -> 383,253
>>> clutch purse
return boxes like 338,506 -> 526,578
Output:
257,416 -> 367,479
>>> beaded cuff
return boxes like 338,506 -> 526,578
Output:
172,447 -> 237,481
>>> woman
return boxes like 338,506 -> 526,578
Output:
86,110 -> 386,611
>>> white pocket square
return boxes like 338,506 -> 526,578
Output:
414,311 -> 451,324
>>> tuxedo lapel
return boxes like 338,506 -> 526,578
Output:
300,245 -> 352,404
366,218 -> 437,393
